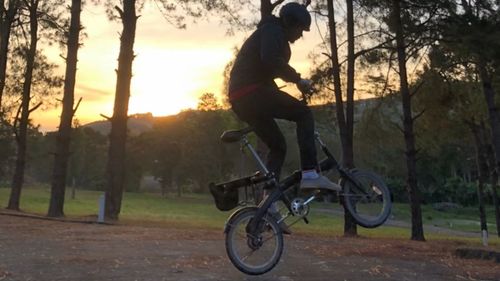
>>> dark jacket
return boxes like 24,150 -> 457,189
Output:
228,16 -> 301,95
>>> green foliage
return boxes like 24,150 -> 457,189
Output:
354,95 -> 405,178
25,128 -> 53,183
440,177 -> 478,206
124,134 -> 148,192
196,92 -> 221,111
0,116 -> 15,182
14,96 -> 480,207
168,109 -> 239,192
66,127 -> 108,190
3,48 -> 63,113
437,1 -> 500,66
0,120 -> 56,186
385,177 -> 407,203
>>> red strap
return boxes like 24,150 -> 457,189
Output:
229,84 -> 260,101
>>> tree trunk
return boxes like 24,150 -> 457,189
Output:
470,122 -> 489,236
326,0 -> 357,236
0,0 -> 4,28
260,0 -> 284,20
0,0 -> 19,107
478,63 -> 500,237
48,0 -> 82,217
104,0 -> 137,221
160,180 -> 166,198
0,0 -> 7,104
478,63 -> 500,169
175,178 -> 181,197
326,0 -> 347,150
488,158 -> 500,237
486,141 -> 500,237
392,0 -> 425,241
7,0 -> 38,211
260,0 -> 272,19
0,0 -> 7,105
342,0 -> 357,236
345,0 -> 355,162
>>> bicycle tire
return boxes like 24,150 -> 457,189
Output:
341,169 -> 392,228
225,207 -> 284,275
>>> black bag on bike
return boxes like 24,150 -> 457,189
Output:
209,182 -> 239,211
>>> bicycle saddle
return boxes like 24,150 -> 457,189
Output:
220,127 -> 254,143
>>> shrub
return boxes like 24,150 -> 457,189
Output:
440,177 -> 478,206
386,177 -> 408,203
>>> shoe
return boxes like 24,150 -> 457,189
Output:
300,175 -> 342,191
268,211 -> 292,235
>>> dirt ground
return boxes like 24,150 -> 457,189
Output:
0,214 -> 499,281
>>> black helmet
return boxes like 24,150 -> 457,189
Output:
279,2 -> 311,31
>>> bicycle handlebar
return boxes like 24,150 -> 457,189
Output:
298,81 -> 317,104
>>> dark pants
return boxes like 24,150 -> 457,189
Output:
230,87 -> 317,179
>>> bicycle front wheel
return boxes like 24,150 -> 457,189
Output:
341,169 -> 392,228
225,208 -> 284,275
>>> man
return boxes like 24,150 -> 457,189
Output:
228,2 -> 339,191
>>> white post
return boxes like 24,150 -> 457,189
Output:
481,229 -> 488,246
98,194 -> 105,223
71,177 -> 76,199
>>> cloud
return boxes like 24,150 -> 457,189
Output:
75,84 -> 113,102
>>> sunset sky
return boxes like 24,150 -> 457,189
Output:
32,2 -> 325,131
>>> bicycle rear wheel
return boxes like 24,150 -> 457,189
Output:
341,169 -> 392,228
225,208 -> 283,275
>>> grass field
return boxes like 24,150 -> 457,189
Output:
0,185 -> 499,245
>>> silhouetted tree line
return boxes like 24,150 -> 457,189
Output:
0,100 -> 495,208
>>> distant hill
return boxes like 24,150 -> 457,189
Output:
83,113 -> 156,136
82,97 -> 390,136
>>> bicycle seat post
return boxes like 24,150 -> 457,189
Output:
241,136 -> 271,176
314,131 -> 339,169
314,131 -> 326,147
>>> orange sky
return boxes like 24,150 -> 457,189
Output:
31,2 -> 326,131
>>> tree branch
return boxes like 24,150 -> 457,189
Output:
410,80 -> 425,98
12,102 -> 22,144
100,114 -> 111,121
114,5 -> 123,19
353,40 -> 392,60
28,101 -> 42,113
73,97 -> 82,115
270,0 -> 286,11
394,122 -> 404,134
321,52 -> 332,60
381,54 -> 395,96
412,109 -> 425,122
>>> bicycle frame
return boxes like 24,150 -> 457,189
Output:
232,131 -> 343,235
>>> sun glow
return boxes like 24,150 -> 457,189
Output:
128,47 -> 232,116
32,2 -> 320,132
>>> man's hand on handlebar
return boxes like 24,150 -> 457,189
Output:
296,79 -> 314,102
